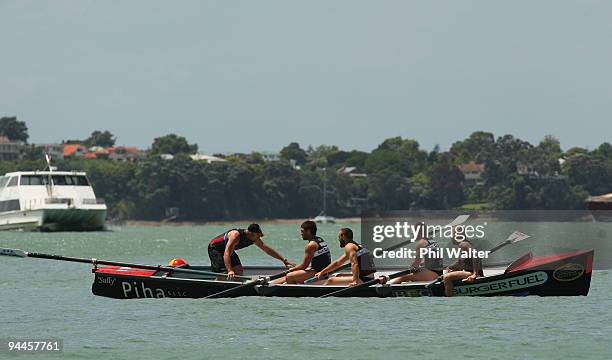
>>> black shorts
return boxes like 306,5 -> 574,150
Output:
208,247 -> 242,273
360,274 -> 374,282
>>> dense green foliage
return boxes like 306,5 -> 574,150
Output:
1,130 -> 611,221
150,134 -> 198,155
84,130 -> 116,148
0,116 -> 29,142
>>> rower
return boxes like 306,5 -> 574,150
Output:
441,227 -> 484,297
386,222 -> 443,284
207,223 -> 295,280
314,228 -> 377,286
272,220 -> 331,284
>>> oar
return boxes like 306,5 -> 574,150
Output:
319,267 -> 418,298
321,230 -> 531,298
303,214 -> 471,284
487,231 -> 530,252
0,248 -> 251,280
204,269 -> 291,299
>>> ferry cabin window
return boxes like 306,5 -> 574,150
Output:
76,176 -> 90,186
51,175 -> 90,186
0,199 -> 20,211
20,175 -> 49,186
7,176 -> 18,187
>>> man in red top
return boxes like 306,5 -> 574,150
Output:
208,223 -> 295,280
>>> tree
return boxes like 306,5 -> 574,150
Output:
564,155 -> 612,195
450,131 -> 495,163
366,171 -> 413,210
538,135 -> 562,158
0,116 -> 28,142
327,150 -> 368,168
20,145 -> 44,161
493,134 -> 533,173
280,142 -> 307,164
426,154 -> 465,208
593,142 -> 612,159
308,145 -> 338,160
428,145 -> 440,164
365,137 -> 428,177
408,173 -> 433,209
85,130 -> 116,147
365,149 -> 410,176
565,147 -> 588,157
150,134 -> 198,155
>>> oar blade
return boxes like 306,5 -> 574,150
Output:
0,248 -> 28,257
508,231 -> 530,243
426,214 -> 470,240
446,214 -> 470,228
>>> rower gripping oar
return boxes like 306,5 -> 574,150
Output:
205,269 -> 291,299
303,214 -> 471,284
319,267 -> 418,298
321,230 -> 531,298
0,247 -> 251,280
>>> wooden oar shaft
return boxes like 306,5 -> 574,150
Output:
205,270 -> 290,299
320,267 -> 417,298
487,240 -> 510,254
22,251 -> 250,280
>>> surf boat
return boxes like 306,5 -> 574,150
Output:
91,249 -> 593,299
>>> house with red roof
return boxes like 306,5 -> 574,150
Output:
63,144 -> 88,158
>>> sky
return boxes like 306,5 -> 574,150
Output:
1,0 -> 611,154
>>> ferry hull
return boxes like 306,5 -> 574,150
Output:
0,208 -> 106,231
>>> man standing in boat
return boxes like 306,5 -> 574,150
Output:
314,227 -> 376,286
386,222 -> 444,284
208,224 -> 295,280
441,227 -> 484,296
272,220 -> 331,284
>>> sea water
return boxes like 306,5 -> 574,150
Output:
0,224 -> 610,359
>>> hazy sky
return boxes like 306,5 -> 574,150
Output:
1,1 -> 611,153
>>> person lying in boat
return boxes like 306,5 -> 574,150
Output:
441,227 -> 484,297
208,223 -> 295,280
313,228 -> 377,286
272,220 -> 331,284
385,222 -> 444,284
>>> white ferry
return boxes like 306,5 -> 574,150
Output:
0,170 -> 107,231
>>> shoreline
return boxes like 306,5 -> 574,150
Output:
116,217 -> 362,227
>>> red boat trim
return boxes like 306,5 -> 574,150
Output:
586,254 -> 593,274
95,265 -> 157,277
507,249 -> 592,272
505,252 -> 533,273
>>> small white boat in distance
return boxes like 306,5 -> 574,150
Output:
0,170 -> 107,231
312,168 -> 335,224
313,211 -> 336,224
